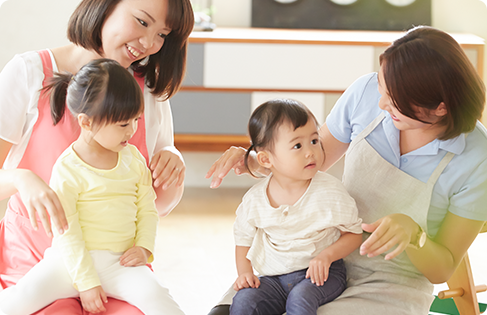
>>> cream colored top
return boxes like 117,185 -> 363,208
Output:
50,144 -> 158,291
234,171 -> 362,276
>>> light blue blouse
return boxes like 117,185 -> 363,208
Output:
326,73 -> 487,236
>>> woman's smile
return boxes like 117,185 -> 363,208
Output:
126,44 -> 141,59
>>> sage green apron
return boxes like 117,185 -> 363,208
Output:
317,113 -> 454,315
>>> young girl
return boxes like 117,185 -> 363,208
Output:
229,99 -> 363,315
0,59 -> 183,315
0,0 -> 193,313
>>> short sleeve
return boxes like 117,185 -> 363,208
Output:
449,158 -> 487,221
326,73 -> 380,144
233,200 -> 257,247
0,54 -> 32,144
143,93 -> 183,162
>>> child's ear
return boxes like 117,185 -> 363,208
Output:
78,114 -> 93,131
256,151 -> 272,169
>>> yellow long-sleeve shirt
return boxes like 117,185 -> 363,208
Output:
50,144 -> 158,291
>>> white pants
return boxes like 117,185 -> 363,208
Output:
0,248 -> 184,315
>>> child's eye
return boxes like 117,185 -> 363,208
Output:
293,143 -> 302,149
311,139 -> 319,145
158,33 -> 168,39
120,123 -> 129,127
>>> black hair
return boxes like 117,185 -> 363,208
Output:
380,26 -> 485,140
244,98 -> 320,177
67,0 -> 194,100
45,58 -> 143,128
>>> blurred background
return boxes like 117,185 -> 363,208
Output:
1,1 -> 486,314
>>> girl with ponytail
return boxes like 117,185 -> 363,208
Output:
0,59 -> 184,315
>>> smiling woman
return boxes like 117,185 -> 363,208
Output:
0,0 -> 194,314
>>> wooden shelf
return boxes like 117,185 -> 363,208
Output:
175,134 -> 250,152
190,27 -> 485,48
177,28 -> 485,152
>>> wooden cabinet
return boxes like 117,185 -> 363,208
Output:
172,27 -> 484,152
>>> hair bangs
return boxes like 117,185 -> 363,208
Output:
102,65 -> 144,125
165,0 -> 194,46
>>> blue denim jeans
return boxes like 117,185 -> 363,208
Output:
229,259 -> 346,315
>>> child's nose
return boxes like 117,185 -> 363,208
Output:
128,121 -> 138,136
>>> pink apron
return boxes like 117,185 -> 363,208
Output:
0,50 -> 148,314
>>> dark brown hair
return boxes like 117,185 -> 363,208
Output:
45,59 -> 144,128
380,26 -> 485,140
244,98 -> 320,177
67,0 -> 194,100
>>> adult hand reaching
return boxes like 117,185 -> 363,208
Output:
15,169 -> 68,237
206,146 -> 247,188
359,213 -> 418,260
205,146 -> 270,188
150,149 -> 185,190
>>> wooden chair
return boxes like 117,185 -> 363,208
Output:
436,223 -> 487,315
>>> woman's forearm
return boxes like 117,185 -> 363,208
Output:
407,213 -> 485,284
0,139 -> 18,200
154,183 -> 184,217
0,169 -> 26,200
406,238 -> 458,284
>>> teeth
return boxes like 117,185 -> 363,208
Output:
127,45 -> 140,58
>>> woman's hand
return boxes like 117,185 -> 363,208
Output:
120,246 -> 151,267
306,253 -> 332,286
149,150 -> 185,190
80,286 -> 108,314
360,213 -> 418,260
205,146 -> 253,188
233,272 -> 260,291
15,169 -> 68,237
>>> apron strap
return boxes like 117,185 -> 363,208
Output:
348,112 -> 385,152
427,151 -> 455,185
128,73 -> 149,165
356,112 -> 385,141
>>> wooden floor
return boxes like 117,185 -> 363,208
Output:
153,187 -> 243,315
1,187 -> 486,314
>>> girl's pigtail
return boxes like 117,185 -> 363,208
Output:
43,73 -> 73,125
244,144 -> 258,178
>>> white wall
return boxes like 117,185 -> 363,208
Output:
1,0 -> 486,81
0,0 -> 80,70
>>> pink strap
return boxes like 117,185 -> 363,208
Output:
129,74 -> 149,164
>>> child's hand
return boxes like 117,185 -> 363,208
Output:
306,254 -> 332,286
149,150 -> 185,190
120,246 -> 151,267
80,286 -> 107,313
233,272 -> 260,291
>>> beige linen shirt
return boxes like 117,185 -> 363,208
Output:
234,171 -> 362,276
